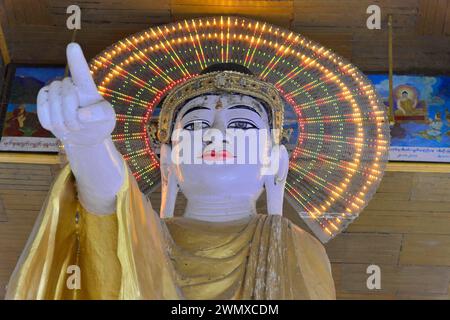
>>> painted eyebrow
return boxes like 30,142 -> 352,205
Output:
181,106 -> 211,119
228,105 -> 261,117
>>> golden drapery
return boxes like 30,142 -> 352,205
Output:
5,165 -> 335,300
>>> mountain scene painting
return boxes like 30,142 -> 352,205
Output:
0,66 -> 64,152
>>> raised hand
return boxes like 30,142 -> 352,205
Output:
37,43 -> 116,146
36,43 -> 125,215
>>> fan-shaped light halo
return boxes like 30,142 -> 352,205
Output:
90,16 -> 390,243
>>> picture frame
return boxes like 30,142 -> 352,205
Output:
368,73 -> 450,163
0,63 -> 65,153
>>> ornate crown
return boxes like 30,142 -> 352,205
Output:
157,71 -> 284,144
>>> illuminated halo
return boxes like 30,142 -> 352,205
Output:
90,16 -> 390,243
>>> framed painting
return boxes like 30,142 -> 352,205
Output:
368,74 -> 450,163
0,64 -> 65,153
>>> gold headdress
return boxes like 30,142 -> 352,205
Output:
157,71 -> 284,144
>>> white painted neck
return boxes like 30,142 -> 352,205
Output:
183,194 -> 258,222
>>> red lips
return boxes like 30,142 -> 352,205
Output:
201,149 -> 235,160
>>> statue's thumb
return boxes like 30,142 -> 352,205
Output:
66,42 -> 102,107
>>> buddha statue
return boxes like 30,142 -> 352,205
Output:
5,43 -> 335,300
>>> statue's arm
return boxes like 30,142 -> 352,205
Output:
37,43 -> 124,215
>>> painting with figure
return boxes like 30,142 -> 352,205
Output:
0,65 -> 64,152
368,74 -> 450,162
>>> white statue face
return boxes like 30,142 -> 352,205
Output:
168,94 -> 272,203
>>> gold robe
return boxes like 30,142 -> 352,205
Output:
5,165 -> 335,300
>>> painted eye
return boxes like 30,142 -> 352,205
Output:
183,121 -> 210,131
228,121 -> 257,130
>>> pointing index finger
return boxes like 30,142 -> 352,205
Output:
66,42 -> 101,106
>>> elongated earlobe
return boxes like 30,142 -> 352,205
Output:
264,145 -> 289,215
160,144 -> 179,218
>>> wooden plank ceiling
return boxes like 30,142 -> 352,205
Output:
0,0 -> 449,73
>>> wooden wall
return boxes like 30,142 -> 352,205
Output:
0,162 -> 449,299
1,0 -> 450,73
0,163 -> 60,299
326,172 -> 450,299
